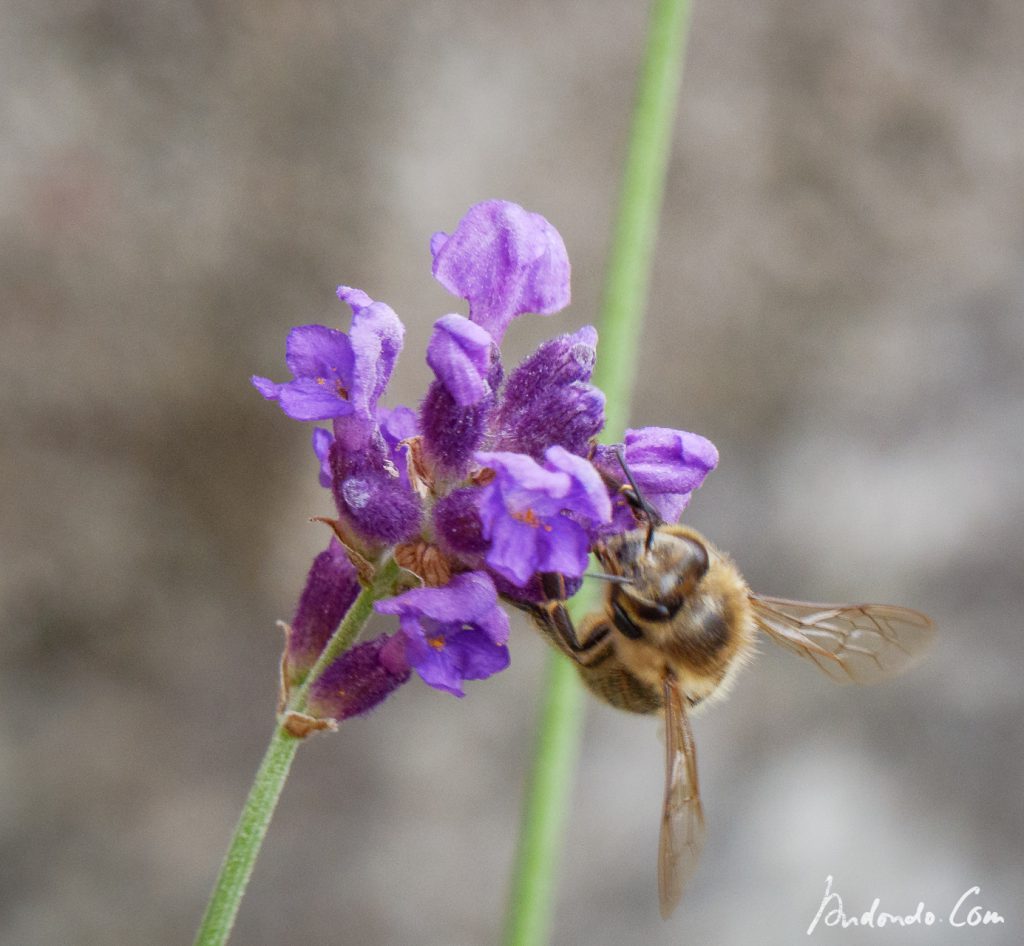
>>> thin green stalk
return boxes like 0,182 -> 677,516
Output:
193,559 -> 399,946
502,0 -> 693,943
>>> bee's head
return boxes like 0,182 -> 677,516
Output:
598,525 -> 709,640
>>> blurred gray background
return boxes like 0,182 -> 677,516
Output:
2,1 -> 1022,944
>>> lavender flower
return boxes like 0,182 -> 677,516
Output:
253,200 -> 720,724
374,572 -> 510,697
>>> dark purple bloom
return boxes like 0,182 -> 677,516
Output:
305,634 -> 411,722
329,437 -> 421,545
426,314 -> 495,407
419,345 -> 503,479
374,571 -> 510,697
475,446 -> 612,586
431,200 -> 570,344
495,325 -> 605,460
284,538 -> 360,686
594,426 -> 719,524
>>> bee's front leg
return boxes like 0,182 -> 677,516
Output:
531,573 -> 612,668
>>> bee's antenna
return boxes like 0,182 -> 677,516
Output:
613,445 -> 660,551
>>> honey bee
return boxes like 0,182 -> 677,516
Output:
519,454 -> 935,919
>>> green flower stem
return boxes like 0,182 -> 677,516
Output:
193,558 -> 400,946
502,0 -> 693,943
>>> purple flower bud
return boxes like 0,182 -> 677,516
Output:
431,200 -> 571,343
285,538 -> 360,685
475,446 -> 612,586
305,634 -> 411,722
433,487 -> 490,558
495,326 -> 605,460
374,571 -> 510,697
594,426 -> 719,523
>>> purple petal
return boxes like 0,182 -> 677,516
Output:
537,518 -> 591,578
274,378 -> 356,422
252,376 -> 283,401
431,200 -> 571,343
375,571 -> 499,624
312,428 -> 334,488
474,448 -> 610,586
378,405 -> 419,444
483,515 -> 543,586
595,427 -> 719,523
448,629 -> 510,679
542,446 -> 613,524
284,324 -> 354,381
402,633 -> 467,697
426,314 -> 494,407
333,286 -> 405,448
251,324 -> 357,421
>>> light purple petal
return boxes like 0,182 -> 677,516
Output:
473,601 -> 511,645
542,445 -> 612,524
337,285 -> 405,422
537,519 -> 591,577
374,571 -> 499,624
275,378 -> 356,421
431,200 -> 571,343
284,324 -> 354,380
378,404 -> 419,444
475,451 -> 572,505
312,428 -> 334,488
484,516 -> 539,586
624,427 -> 719,492
251,376 -> 283,400
426,314 -> 494,407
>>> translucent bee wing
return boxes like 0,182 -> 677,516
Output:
658,675 -> 705,919
751,595 -> 935,684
